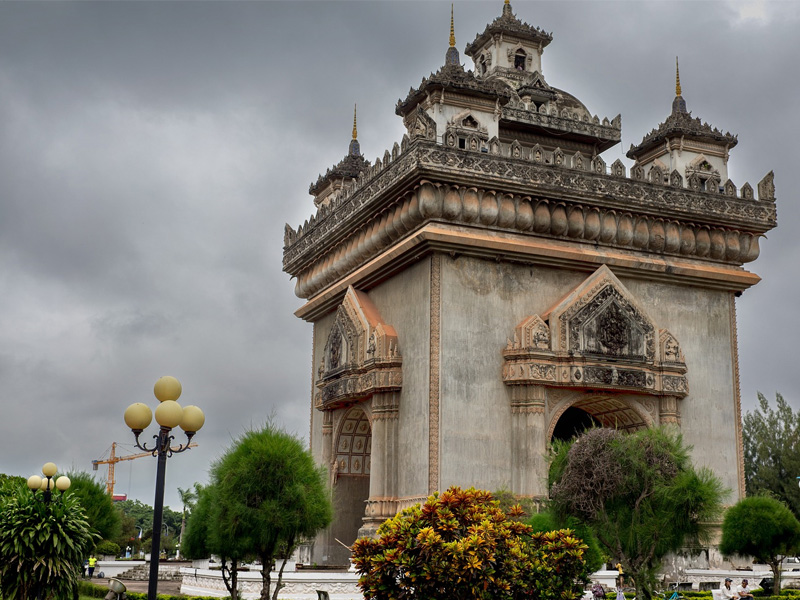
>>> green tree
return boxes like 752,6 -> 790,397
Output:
743,392 -> 800,517
0,482 -> 99,600
115,498 -> 153,532
177,483 -> 201,551
113,511 -> 137,555
183,483 -> 256,599
549,427 -> 725,600
720,496 -> 800,594
352,486 -> 588,600
65,471 -> 122,543
213,423 -> 332,600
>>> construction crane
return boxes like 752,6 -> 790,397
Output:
92,441 -> 197,497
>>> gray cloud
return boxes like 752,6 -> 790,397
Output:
0,1 -> 796,509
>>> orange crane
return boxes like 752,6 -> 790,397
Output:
92,441 -> 197,496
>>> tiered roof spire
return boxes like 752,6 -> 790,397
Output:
672,57 -> 687,114
445,4 -> 460,66
349,104 -> 361,157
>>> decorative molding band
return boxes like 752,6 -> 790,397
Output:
294,223 -> 763,322
317,367 -> 402,410
510,383 -> 546,414
284,139 -> 775,281
396,495 -> 429,512
311,323 -> 317,445
731,294 -> 746,499
429,254 -> 441,495
364,497 -> 399,520
658,395 -> 682,425
289,177 -> 770,299
503,359 -> 688,397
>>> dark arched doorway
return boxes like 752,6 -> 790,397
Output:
327,406 -> 371,564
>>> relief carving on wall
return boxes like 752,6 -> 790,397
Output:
317,286 -> 402,409
502,265 -> 688,397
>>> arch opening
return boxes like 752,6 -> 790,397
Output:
550,396 -> 649,443
328,406 -> 371,564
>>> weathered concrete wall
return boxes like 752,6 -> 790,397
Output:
364,257 -> 431,499
622,277 -> 741,501
439,255 -> 585,492
435,254 -> 740,501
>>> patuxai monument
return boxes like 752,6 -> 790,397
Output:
283,1 -> 777,565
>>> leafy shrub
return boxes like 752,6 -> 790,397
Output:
0,486 -> 99,600
352,486 -> 587,600
95,540 -> 121,557
78,579 -> 109,598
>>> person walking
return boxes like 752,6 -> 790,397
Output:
87,555 -> 97,578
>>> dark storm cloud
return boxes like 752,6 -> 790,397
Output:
0,1 -> 797,509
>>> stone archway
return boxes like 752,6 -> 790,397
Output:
548,394 -> 654,442
502,266 -> 687,499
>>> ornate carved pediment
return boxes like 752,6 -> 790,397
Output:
502,265 -> 688,396
317,286 -> 402,409
407,106 -> 437,141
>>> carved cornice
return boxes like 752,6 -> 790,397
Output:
500,105 -> 621,150
284,140 -> 775,300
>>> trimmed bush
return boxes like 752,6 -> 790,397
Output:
95,540 -> 121,557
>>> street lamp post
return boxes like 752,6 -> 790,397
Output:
26,463 -> 71,600
26,462 -> 71,502
124,376 -> 205,600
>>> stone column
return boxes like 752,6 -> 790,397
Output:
659,395 -> 681,426
358,391 -> 399,538
321,409 -> 334,483
510,385 -> 548,498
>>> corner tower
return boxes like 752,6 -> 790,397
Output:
284,3 -> 777,566
627,59 -> 739,192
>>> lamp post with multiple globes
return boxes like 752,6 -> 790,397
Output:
123,376 -> 205,600
26,462 -> 71,502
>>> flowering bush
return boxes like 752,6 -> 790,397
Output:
352,486 -> 587,600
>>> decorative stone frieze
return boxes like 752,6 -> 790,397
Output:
284,140 -> 775,299
316,286 -> 402,409
503,266 -> 688,397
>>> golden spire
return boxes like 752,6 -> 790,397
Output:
449,4 -> 456,47
352,104 -> 358,140
504,0 -> 510,4
675,56 -> 681,97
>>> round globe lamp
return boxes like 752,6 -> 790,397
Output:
40,478 -> 54,491
125,403 -> 153,431
27,475 -> 42,490
154,400 -> 183,429
55,476 -> 71,491
180,405 -> 205,433
42,462 -> 58,478
154,376 -> 182,402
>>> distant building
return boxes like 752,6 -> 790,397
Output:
283,1 -> 776,566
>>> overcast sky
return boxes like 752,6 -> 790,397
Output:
0,0 -> 797,512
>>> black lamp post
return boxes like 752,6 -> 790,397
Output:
124,376 -> 205,600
